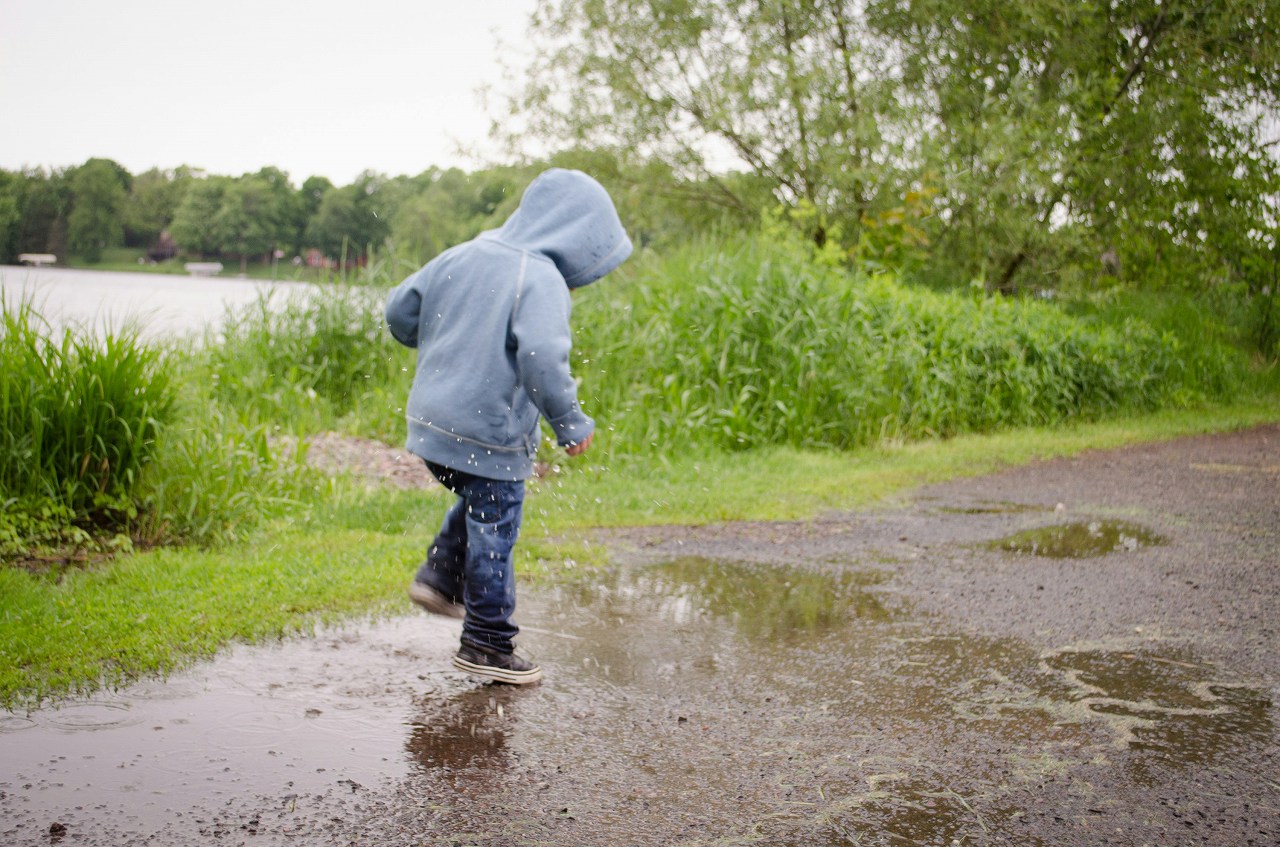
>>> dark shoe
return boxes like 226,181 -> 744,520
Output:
408,580 -> 464,619
453,643 -> 543,685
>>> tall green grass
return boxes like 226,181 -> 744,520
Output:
201,285 -> 412,441
201,235 -> 1259,458
130,399 -> 312,549
570,237 -> 1253,452
0,300 -> 174,555
0,298 -> 316,559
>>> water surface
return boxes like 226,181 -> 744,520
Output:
0,265 -> 315,341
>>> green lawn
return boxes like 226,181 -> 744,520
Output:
2,398 -> 1277,710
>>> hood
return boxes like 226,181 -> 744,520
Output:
493,168 -> 633,288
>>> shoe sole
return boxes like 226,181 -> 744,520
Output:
452,655 -> 543,685
407,582 -> 464,619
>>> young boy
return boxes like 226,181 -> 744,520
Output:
384,169 -> 632,685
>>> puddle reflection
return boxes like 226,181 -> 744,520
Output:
405,685 -> 528,792
988,520 -> 1166,558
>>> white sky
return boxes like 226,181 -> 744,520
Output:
0,0 -> 539,185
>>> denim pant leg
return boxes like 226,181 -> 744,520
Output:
423,462 -> 524,653
458,476 -> 524,653
415,497 -> 467,603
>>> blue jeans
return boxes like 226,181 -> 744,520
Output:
415,462 -> 525,653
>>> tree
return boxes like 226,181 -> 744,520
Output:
16,168 -> 72,259
389,167 -> 521,261
516,0 -> 914,249
68,158 -> 129,262
870,0 -> 1280,293
209,169 -> 300,272
517,0 -> 1279,300
124,166 -> 195,250
305,172 -> 390,263
212,178 -> 275,273
169,175 -> 230,257
0,170 -> 22,264
296,175 -> 334,254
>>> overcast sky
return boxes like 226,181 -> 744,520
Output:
0,0 -> 539,185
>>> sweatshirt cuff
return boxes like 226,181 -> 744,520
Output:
546,408 -> 595,447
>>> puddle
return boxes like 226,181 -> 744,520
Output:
1039,647 -> 1275,779
1,559 -> 1272,845
987,520 -> 1166,558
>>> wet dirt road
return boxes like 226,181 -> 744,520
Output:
3,425 -> 1277,846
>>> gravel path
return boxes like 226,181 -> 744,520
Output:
3,424 -> 1276,847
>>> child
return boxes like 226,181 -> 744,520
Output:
384,169 -> 632,684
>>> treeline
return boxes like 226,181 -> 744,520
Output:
2,1 -> 1277,351
0,152 -> 741,273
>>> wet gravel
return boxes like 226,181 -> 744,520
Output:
2,425 -> 1277,846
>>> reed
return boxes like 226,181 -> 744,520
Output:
569,236 -> 1250,452
0,299 -> 174,552
200,284 -> 412,439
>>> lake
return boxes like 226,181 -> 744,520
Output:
0,265 -> 317,342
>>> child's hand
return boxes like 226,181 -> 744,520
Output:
565,432 -> 594,456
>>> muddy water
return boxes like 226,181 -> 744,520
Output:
987,520 -> 1167,558
2,558 -> 1275,846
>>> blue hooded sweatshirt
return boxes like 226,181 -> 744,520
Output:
384,169 -> 632,481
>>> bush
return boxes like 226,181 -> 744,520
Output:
570,236 -> 1248,452
1,300 -> 174,556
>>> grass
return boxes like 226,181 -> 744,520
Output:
0,297 -> 315,556
0,299 -> 174,556
2,396 -> 1276,709
4,231 -> 1277,708
571,236 -> 1259,453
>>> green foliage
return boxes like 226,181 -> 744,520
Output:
0,169 -> 23,263
306,172 -> 391,262
389,166 -> 525,262
0,298 -> 319,559
196,234 -> 1259,459
520,0 -> 1280,346
200,284 -> 412,439
131,400 -> 311,548
875,0 -> 1280,294
0,300 -> 174,555
169,174 -> 230,256
67,158 -> 129,262
572,235 -> 1250,452
521,0 -> 908,248
15,167 -> 72,259
123,166 -> 194,248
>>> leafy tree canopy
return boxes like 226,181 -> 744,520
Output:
515,0 -> 1280,297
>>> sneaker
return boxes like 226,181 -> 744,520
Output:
453,643 -> 543,685
408,580 -> 464,619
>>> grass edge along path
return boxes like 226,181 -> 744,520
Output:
2,397 -> 1277,710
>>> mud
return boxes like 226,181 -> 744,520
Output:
2,425 -> 1277,846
